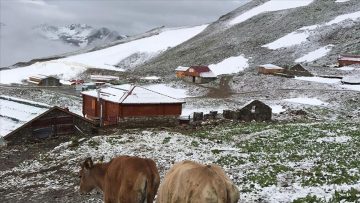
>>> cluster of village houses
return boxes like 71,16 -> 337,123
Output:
2,54 -> 359,145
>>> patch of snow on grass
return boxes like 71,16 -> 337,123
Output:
294,76 -> 341,84
262,31 -> 309,49
63,25 -> 208,69
342,84 -> 360,91
335,0 -> 350,2
316,136 -> 351,143
295,45 -> 334,63
270,105 -> 286,114
141,76 -> 160,80
229,0 -> 314,25
284,98 -> 328,106
325,11 -> 360,25
208,55 -> 249,76
0,61 -> 88,84
337,66 -> 355,71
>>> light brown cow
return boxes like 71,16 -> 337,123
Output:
79,156 -> 160,203
156,160 -> 240,203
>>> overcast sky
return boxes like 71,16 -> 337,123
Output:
1,0 -> 246,34
0,0 -> 247,67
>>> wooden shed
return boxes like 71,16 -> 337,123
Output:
3,106 -> 97,145
285,64 -> 313,77
82,85 -> 185,127
338,55 -> 360,67
175,66 -> 189,78
28,75 -> 60,86
258,64 -> 284,75
236,100 -> 272,122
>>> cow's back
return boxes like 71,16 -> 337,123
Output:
157,160 -> 239,203
104,156 -> 160,203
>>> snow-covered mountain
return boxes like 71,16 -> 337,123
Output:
1,0 -> 360,84
35,24 -> 127,47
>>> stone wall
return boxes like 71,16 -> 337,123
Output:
118,115 -> 179,128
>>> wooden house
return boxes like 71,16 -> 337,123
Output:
258,64 -> 284,75
338,55 -> 360,67
3,106 -> 96,145
28,75 -> 60,86
175,66 -> 189,78
183,66 -> 217,83
82,85 -> 185,127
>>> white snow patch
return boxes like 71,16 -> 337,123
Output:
341,76 -> 360,84
316,136 -> 352,143
0,61 -> 87,84
326,11 -> 360,25
262,31 -> 310,49
294,76 -> 341,84
284,98 -> 329,106
270,105 -> 286,114
342,84 -> 360,91
337,66 -> 355,71
63,25 -> 208,69
295,45 -> 334,63
335,0 -> 350,2
229,0 -> 314,25
208,55 -> 249,76
141,76 -> 160,80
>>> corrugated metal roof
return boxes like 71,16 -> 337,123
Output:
82,84 -> 185,104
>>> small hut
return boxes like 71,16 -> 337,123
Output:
338,55 -> 360,67
237,100 -> 272,122
258,64 -> 284,75
3,106 -> 96,145
175,66 -> 189,78
28,75 -> 60,86
285,64 -> 313,76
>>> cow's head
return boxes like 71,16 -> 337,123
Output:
79,157 -> 96,194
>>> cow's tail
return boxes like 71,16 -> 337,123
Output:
140,178 -> 148,203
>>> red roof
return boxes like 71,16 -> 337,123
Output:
189,66 -> 211,73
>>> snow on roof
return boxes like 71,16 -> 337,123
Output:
0,96 -> 49,137
29,74 -> 48,80
229,0 -> 314,25
295,45 -> 334,63
81,84 -> 184,104
200,71 -> 217,78
338,56 -> 360,62
90,75 -> 119,81
175,66 -> 189,71
258,64 -> 283,69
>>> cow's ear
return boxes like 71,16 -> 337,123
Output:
84,157 -> 93,169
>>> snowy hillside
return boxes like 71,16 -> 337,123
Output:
134,0 -> 360,76
35,24 -> 126,47
0,25 -> 207,84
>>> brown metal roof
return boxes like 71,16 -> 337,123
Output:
189,66 -> 211,73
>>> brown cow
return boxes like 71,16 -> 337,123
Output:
156,160 -> 240,203
79,156 -> 160,203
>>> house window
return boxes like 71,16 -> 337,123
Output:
251,106 -> 256,113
